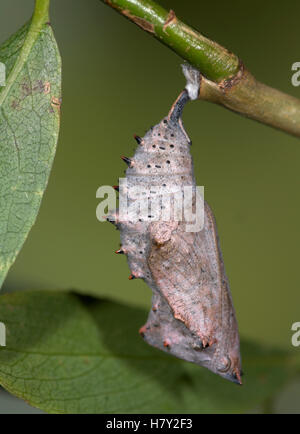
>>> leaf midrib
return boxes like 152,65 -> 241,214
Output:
0,4 -> 49,107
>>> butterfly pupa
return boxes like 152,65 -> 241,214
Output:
112,64 -> 242,384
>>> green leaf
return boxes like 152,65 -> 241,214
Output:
0,2 -> 61,288
0,290 -> 297,414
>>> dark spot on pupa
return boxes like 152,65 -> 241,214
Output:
155,165 -> 161,168
158,133 -> 161,136
163,184 -> 166,187
159,146 -> 165,150
166,160 -> 170,164
170,144 -> 174,148
163,120 -> 168,124
152,145 -> 156,148
147,165 -> 151,168
171,133 -> 174,137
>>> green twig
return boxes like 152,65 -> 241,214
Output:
101,0 -> 238,83
100,0 -> 300,138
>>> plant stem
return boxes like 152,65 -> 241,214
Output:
101,0 -> 239,83
200,68 -> 300,138
32,0 -> 50,27
100,0 -> 300,139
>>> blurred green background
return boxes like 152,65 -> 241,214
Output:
1,0 -> 300,413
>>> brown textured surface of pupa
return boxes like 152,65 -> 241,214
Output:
112,65 -> 242,384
